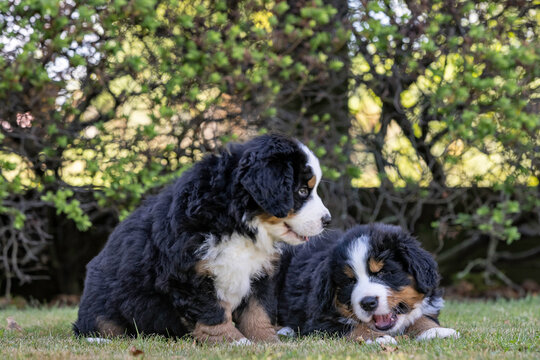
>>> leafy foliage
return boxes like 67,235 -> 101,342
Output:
347,0 -> 539,287
0,0 -> 348,295
0,0 -> 538,295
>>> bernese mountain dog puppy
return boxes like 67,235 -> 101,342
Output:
275,224 -> 458,344
74,134 -> 331,344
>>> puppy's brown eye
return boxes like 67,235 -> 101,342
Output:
298,187 -> 309,198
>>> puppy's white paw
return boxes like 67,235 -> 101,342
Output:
365,335 -> 397,345
277,327 -> 296,338
416,327 -> 459,341
232,337 -> 253,346
376,335 -> 398,345
85,337 -> 111,344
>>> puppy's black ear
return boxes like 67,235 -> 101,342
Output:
398,237 -> 440,295
307,259 -> 333,323
238,136 -> 296,218
240,154 -> 294,218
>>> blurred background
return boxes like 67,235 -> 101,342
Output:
0,0 -> 539,304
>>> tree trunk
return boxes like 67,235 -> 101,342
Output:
272,0 -> 354,227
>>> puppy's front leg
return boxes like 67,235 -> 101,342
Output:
347,323 -> 397,345
192,301 -> 248,344
406,315 -> 459,340
236,298 -> 279,342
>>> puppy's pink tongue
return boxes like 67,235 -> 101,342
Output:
373,314 -> 395,329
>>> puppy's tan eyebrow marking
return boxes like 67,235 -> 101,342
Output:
307,175 -> 316,188
387,285 -> 424,310
344,265 -> 355,279
368,258 -> 384,273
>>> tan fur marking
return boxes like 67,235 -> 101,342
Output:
405,316 -> 440,337
236,298 -> 279,342
368,258 -> 384,273
307,175 -> 316,188
333,294 -> 354,319
95,316 -> 125,337
387,285 -> 425,310
258,211 -> 294,225
194,260 -> 212,276
265,253 -> 281,277
192,301 -> 246,343
258,213 -> 282,224
347,322 -> 386,341
343,265 -> 355,279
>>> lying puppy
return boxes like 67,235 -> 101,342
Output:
276,224 -> 458,343
74,134 -> 331,343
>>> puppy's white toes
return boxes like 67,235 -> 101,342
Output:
277,327 -> 296,338
416,327 -> 459,341
232,337 -> 253,346
365,335 -> 397,345
85,337 -> 111,344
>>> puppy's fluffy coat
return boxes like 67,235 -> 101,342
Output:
74,134 -> 330,343
275,224 -> 458,343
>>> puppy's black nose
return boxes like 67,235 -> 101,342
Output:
321,214 -> 332,228
360,296 -> 378,312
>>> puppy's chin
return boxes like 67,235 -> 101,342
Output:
279,230 -> 309,245
266,221 -> 312,245
256,215 -> 324,246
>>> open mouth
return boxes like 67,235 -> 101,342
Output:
372,312 -> 398,331
284,223 -> 309,242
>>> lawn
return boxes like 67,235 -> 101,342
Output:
0,296 -> 538,359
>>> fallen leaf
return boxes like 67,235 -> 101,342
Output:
354,336 -> 365,345
129,346 -> 144,357
6,317 -> 23,333
380,343 -> 398,352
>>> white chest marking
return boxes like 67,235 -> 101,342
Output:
201,227 -> 277,310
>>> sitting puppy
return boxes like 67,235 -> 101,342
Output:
74,134 -> 331,343
275,224 -> 458,344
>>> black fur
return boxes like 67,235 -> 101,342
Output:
74,134 -> 314,337
275,223 -> 442,336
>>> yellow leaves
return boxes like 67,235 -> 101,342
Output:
447,139 -> 465,157
413,123 -> 422,139
252,11 -> 273,33
401,86 -> 419,109
351,56 -> 370,75
527,176 -> 539,187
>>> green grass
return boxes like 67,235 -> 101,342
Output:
0,297 -> 539,359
